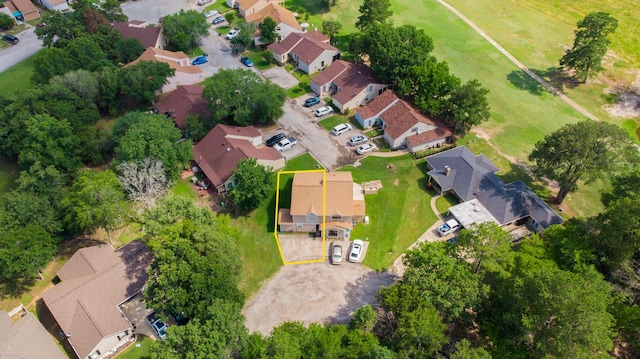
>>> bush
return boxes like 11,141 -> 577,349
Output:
0,13 -> 14,30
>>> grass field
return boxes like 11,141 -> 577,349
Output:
0,55 -> 34,95
116,336 -> 153,359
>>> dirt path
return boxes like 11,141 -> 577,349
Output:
436,0 -> 600,122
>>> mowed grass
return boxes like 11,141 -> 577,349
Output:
341,155 -> 438,270
116,335 -> 153,359
0,55 -> 34,95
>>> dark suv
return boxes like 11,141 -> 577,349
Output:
266,133 -> 286,147
2,34 -> 18,45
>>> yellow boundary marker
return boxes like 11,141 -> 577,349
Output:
274,169 -> 327,265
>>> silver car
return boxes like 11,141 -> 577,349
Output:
356,143 -> 376,155
331,243 -> 343,265
349,135 -> 367,146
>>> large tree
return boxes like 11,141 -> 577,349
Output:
117,158 -> 170,210
35,10 -> 85,47
453,222 -> 514,277
258,17 -> 278,44
397,59 -> 460,116
441,79 -> 491,135
203,68 -> 286,126
356,0 -> 393,32
560,12 -> 618,82
118,60 -> 174,103
321,18 -> 342,44
0,13 -> 14,30
162,9 -> 210,52
528,120 -> 638,204
99,0 -> 128,23
32,47 -> 78,84
230,22 -> 257,51
229,158 -> 273,213
0,225 -> 57,284
0,191 -> 62,234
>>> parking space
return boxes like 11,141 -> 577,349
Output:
328,239 -> 369,264
262,67 -> 299,89
278,233 -> 323,262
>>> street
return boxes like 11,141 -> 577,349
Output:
0,27 -> 41,73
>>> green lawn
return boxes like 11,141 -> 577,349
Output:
0,159 -> 19,201
205,0 -> 231,14
116,336 -> 153,359
0,55 -> 35,95
285,84 -> 310,99
171,178 -> 198,199
340,155 -> 438,270
435,193 -> 459,217
318,114 -> 350,131
243,49 -> 274,71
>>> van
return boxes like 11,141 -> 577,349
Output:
331,123 -> 352,136
314,106 -> 333,117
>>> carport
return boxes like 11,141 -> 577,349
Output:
447,198 -> 499,229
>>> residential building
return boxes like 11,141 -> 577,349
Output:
35,0 -> 69,12
310,60 -> 390,114
227,0 -> 284,17
268,31 -> 340,74
3,0 -> 40,21
41,241 -> 153,359
127,48 -> 205,93
155,85 -> 208,130
355,90 -> 452,151
245,3 -> 301,46
425,146 -> 564,235
278,172 -> 366,239
192,124 -> 285,194
113,20 -> 166,49
0,310 -> 66,359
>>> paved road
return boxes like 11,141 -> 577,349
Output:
0,27 -> 42,73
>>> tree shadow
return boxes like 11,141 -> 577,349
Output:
506,67 -> 581,96
506,69 -> 547,96
0,276 -> 37,300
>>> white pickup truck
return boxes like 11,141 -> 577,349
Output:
274,137 -> 297,152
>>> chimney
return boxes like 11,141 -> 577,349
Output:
444,165 -> 450,176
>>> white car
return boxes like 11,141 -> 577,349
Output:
205,10 -> 219,18
225,28 -> 240,40
331,123 -> 352,136
356,143 -> 376,155
348,239 -> 364,263
273,137 -> 297,152
331,243 -> 343,265
437,219 -> 461,236
314,106 -> 334,117
349,135 -> 367,146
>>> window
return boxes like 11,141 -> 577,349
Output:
368,85 -> 372,92
297,224 -> 303,229
327,229 -> 338,238
306,213 -> 317,223
89,351 -> 100,359
331,215 -> 342,221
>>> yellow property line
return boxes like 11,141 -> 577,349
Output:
274,170 -> 327,265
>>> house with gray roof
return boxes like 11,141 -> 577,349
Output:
425,146 -> 563,234
1,310 -> 66,359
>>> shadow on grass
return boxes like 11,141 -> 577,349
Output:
0,276 -> 37,300
285,0 -> 330,15
414,161 -> 431,194
507,67 -> 582,96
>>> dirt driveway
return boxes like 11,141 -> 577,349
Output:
242,262 -> 397,335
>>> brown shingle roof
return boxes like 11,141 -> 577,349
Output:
267,31 -> 333,61
406,127 -> 452,147
291,37 -> 338,65
380,97 -> 449,141
155,85 -> 208,129
238,0 -> 284,13
331,62 -> 380,105
245,3 -> 300,30
127,48 -> 202,74
311,59 -> 349,88
290,172 -> 362,217
357,89 -> 398,119
192,125 -> 281,188
0,311 -> 67,359
5,0 -> 39,20
113,21 -> 162,49
42,242 -> 152,359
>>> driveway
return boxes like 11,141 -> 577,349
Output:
0,27 -> 42,73
242,262 -> 397,335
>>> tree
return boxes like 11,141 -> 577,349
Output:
99,0 -> 128,23
82,7 -> 109,33
350,304 -> 377,332
0,191 -> 62,234
321,18 -> 342,44
451,339 -> 492,359
35,10 -> 85,47
118,60 -> 174,103
0,225 -> 56,284
259,17 -> 278,44
560,12 -> 618,82
228,159 -> 273,212
62,169 -> 128,244
50,69 -> 100,103
441,79 -> 491,135
0,13 -> 15,30
203,68 -> 286,126
528,120 -> 638,204
97,66 -> 121,115
66,36 -> 112,72
356,0 -> 393,32
117,158 -> 170,209
32,47 -> 78,84
395,302 -> 447,357
162,9 -> 210,52
115,37 -> 144,64
114,114 -> 191,180
397,59 -> 460,115
230,22 -> 257,51
15,163 -> 68,205
453,222 -> 514,277
320,0 -> 337,8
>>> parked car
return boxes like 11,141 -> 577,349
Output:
211,15 -> 225,25
266,133 -> 286,147
225,28 -> 240,40
331,123 -> 352,135
274,137 -> 297,152
192,55 -> 208,65
348,135 -> 367,146
314,106 -> 334,117
2,34 -> 18,45
146,312 -> 168,340
331,243 -> 343,265
196,0 -> 212,5
240,56 -> 254,67
356,143 -> 376,155
303,97 -> 321,107
349,239 -> 364,263
437,219 -> 461,236
205,10 -> 219,18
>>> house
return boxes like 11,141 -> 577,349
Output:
278,172 -> 366,239
355,90 -> 452,151
127,48 -> 205,93
155,85 -> 209,130
2,0 -> 40,21
267,31 -> 340,74
192,124 -> 285,194
113,20 -> 166,49
310,60 -> 391,114
41,241 -> 153,359
34,0 -> 69,12
227,0 -> 284,17
0,310 -> 66,359
425,146 -> 564,235
245,3 -> 301,46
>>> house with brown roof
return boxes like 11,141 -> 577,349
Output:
34,0 -> 69,12
227,0 -> 284,17
278,172 -> 366,239
193,124 -> 285,194
311,60 -> 391,114
356,90 -> 452,152
3,0 -> 40,21
41,241 -> 153,359
127,47 -> 205,93
1,310 -> 67,359
268,31 -> 340,74
245,3 -> 301,46
114,20 -> 166,49
155,85 -> 208,130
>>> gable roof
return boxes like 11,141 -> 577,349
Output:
127,48 -> 202,74
238,0 -> 283,12
192,124 -> 281,188
376,92 -> 450,141
42,242 -> 153,359
290,172 -> 365,217
113,21 -> 162,49
267,31 -> 336,64
0,311 -> 67,359
312,61 -> 382,105
4,0 -> 39,20
357,89 -> 398,119
426,146 -> 563,228
155,85 -> 208,129
245,3 -> 301,30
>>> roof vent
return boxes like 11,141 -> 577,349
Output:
444,165 -> 451,176
226,147 -> 231,152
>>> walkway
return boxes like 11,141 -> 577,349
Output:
436,0 -> 599,122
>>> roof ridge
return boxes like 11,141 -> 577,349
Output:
76,299 -> 105,336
